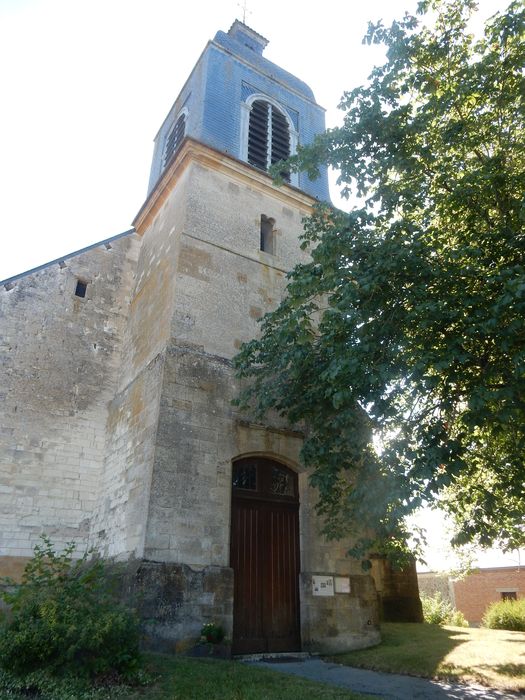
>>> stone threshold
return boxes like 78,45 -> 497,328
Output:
237,651 -> 316,663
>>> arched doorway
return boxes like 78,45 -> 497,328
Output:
230,457 -> 300,654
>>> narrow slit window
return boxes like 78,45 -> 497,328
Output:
75,280 -> 87,298
260,215 -> 275,254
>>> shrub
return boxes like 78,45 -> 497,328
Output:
421,592 -> 468,627
447,608 -> 469,627
421,592 -> 453,625
0,666 -> 136,700
0,536 -> 142,688
483,599 -> 525,631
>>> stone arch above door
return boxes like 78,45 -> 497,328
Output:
231,421 -> 304,472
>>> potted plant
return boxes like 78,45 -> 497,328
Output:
200,622 -> 225,644
190,622 -> 230,658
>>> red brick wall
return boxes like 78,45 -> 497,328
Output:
453,567 -> 525,624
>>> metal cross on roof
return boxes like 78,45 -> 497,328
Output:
237,0 -> 252,24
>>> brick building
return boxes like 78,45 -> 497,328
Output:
419,566 -> 524,625
454,567 -> 525,625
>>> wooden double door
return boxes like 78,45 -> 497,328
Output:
230,457 -> 300,654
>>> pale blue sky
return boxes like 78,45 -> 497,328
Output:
0,0 -> 430,282
0,0 -> 503,282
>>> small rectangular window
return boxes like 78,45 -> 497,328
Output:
501,591 -> 517,601
260,215 -> 275,254
75,280 -> 87,298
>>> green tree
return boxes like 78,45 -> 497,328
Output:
235,0 -> 525,563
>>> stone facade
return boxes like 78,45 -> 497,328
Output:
371,558 -> 423,623
0,232 -> 140,578
0,21 -> 386,653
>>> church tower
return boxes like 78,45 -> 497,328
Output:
0,21 -> 382,655
102,21 -> 380,653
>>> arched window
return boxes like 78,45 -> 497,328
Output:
163,112 -> 186,169
247,100 -> 290,181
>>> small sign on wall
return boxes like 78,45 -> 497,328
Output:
335,576 -> 351,594
312,575 -> 334,596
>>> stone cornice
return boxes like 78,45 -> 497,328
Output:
132,137 -> 316,235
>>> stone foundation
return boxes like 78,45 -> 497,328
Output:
122,561 -> 233,655
300,572 -> 381,653
118,562 -> 381,655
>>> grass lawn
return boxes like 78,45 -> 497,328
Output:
330,622 -> 525,692
122,653 -> 372,700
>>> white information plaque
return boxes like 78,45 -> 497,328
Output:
312,575 -> 334,597
335,576 -> 351,594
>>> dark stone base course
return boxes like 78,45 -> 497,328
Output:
187,642 -> 232,659
119,560 -> 233,657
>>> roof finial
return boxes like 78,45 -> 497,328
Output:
237,0 -> 252,24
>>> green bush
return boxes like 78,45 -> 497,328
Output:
447,608 -> 469,627
421,592 -> 468,627
421,591 -> 452,625
0,536 -> 143,692
482,599 -> 525,631
0,666 -> 137,700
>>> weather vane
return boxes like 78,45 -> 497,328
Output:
237,0 -> 252,23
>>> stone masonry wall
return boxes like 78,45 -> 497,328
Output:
89,353 -> 165,558
123,561 -> 233,654
90,170 -> 190,559
139,156 -> 312,569
370,558 -> 423,623
0,145 -> 383,651
134,153 -> 381,651
0,233 -> 139,577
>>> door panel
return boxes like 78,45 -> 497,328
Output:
231,500 -> 265,653
266,506 -> 300,651
230,458 -> 300,654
